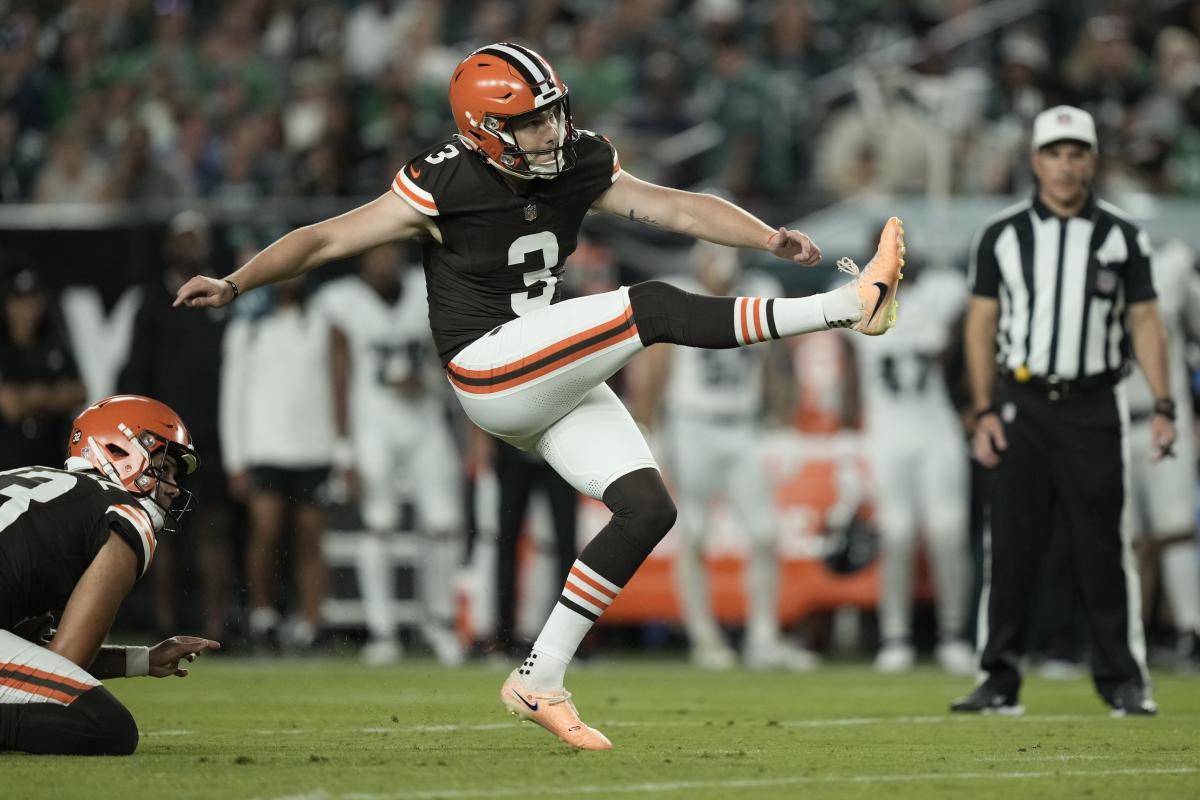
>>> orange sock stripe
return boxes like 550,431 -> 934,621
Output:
564,581 -> 608,610
751,297 -> 765,343
738,298 -> 751,344
569,566 -> 617,600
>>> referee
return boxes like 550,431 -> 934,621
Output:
952,106 -> 1176,716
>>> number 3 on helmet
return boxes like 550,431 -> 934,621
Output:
67,395 -> 200,531
449,42 -> 577,179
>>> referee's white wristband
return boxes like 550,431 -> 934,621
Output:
125,646 -> 150,677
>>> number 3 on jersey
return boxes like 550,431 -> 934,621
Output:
425,143 -> 459,165
0,469 -> 77,533
509,231 -> 560,315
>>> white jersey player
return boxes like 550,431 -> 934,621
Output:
849,265 -> 974,674
316,245 -> 464,665
1125,238 -> 1200,666
634,242 -> 817,671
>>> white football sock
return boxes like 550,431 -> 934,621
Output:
926,520 -> 971,641
878,518 -> 916,643
763,290 -> 860,338
676,536 -> 723,645
522,559 -> 622,690
1162,540 -> 1200,633
522,604 -> 589,690
818,282 -> 862,329
745,540 -> 779,646
356,533 -> 396,643
419,529 -> 460,628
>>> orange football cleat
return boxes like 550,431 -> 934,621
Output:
500,670 -> 613,750
833,216 -> 905,336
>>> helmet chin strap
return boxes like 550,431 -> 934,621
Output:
136,495 -> 167,532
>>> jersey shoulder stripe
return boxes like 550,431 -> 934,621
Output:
391,138 -> 473,217
105,502 -> 156,578
393,167 -> 439,216
576,129 -> 621,183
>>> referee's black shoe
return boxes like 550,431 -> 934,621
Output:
949,684 -> 1024,715
1109,682 -> 1158,717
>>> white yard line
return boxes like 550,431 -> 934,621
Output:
262,767 -> 1200,800
143,712 -> 1126,738
975,754 -> 1113,763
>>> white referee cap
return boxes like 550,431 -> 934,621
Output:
1031,105 -> 1098,151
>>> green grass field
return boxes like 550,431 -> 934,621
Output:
4,658 -> 1198,799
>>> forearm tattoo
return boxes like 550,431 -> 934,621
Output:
628,209 -> 660,227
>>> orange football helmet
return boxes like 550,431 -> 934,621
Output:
67,395 -> 200,530
449,42 -> 577,179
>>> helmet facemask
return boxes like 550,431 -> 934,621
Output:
482,96 -> 578,179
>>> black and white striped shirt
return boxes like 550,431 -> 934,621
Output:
969,193 -> 1157,380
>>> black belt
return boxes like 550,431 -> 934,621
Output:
1000,369 -> 1122,400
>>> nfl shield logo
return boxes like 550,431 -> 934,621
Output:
524,203 -> 538,222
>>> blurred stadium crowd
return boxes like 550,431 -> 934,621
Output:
3,0 -> 1200,672
3,0 -> 1200,212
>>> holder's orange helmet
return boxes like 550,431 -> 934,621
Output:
449,42 -> 576,179
67,395 -> 199,529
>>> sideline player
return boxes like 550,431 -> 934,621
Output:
0,395 -> 219,755
846,260 -> 975,675
317,244 -> 465,666
175,42 -> 904,750
632,241 -> 817,671
1127,238 -> 1200,667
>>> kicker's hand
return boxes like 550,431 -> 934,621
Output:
149,636 -> 221,678
173,275 -> 235,309
767,227 -> 822,266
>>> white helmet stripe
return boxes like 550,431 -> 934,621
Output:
505,42 -> 556,82
487,43 -> 547,84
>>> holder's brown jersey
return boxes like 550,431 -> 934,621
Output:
0,467 -> 158,631
390,131 -> 621,365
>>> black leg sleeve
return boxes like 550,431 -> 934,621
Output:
0,686 -> 138,756
628,281 -> 741,349
576,468 -> 677,587
496,443 -> 536,648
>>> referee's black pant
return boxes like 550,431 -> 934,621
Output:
979,377 -> 1148,705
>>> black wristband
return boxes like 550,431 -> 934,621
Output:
974,405 -> 998,421
1153,398 -> 1177,421
224,278 -> 240,299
